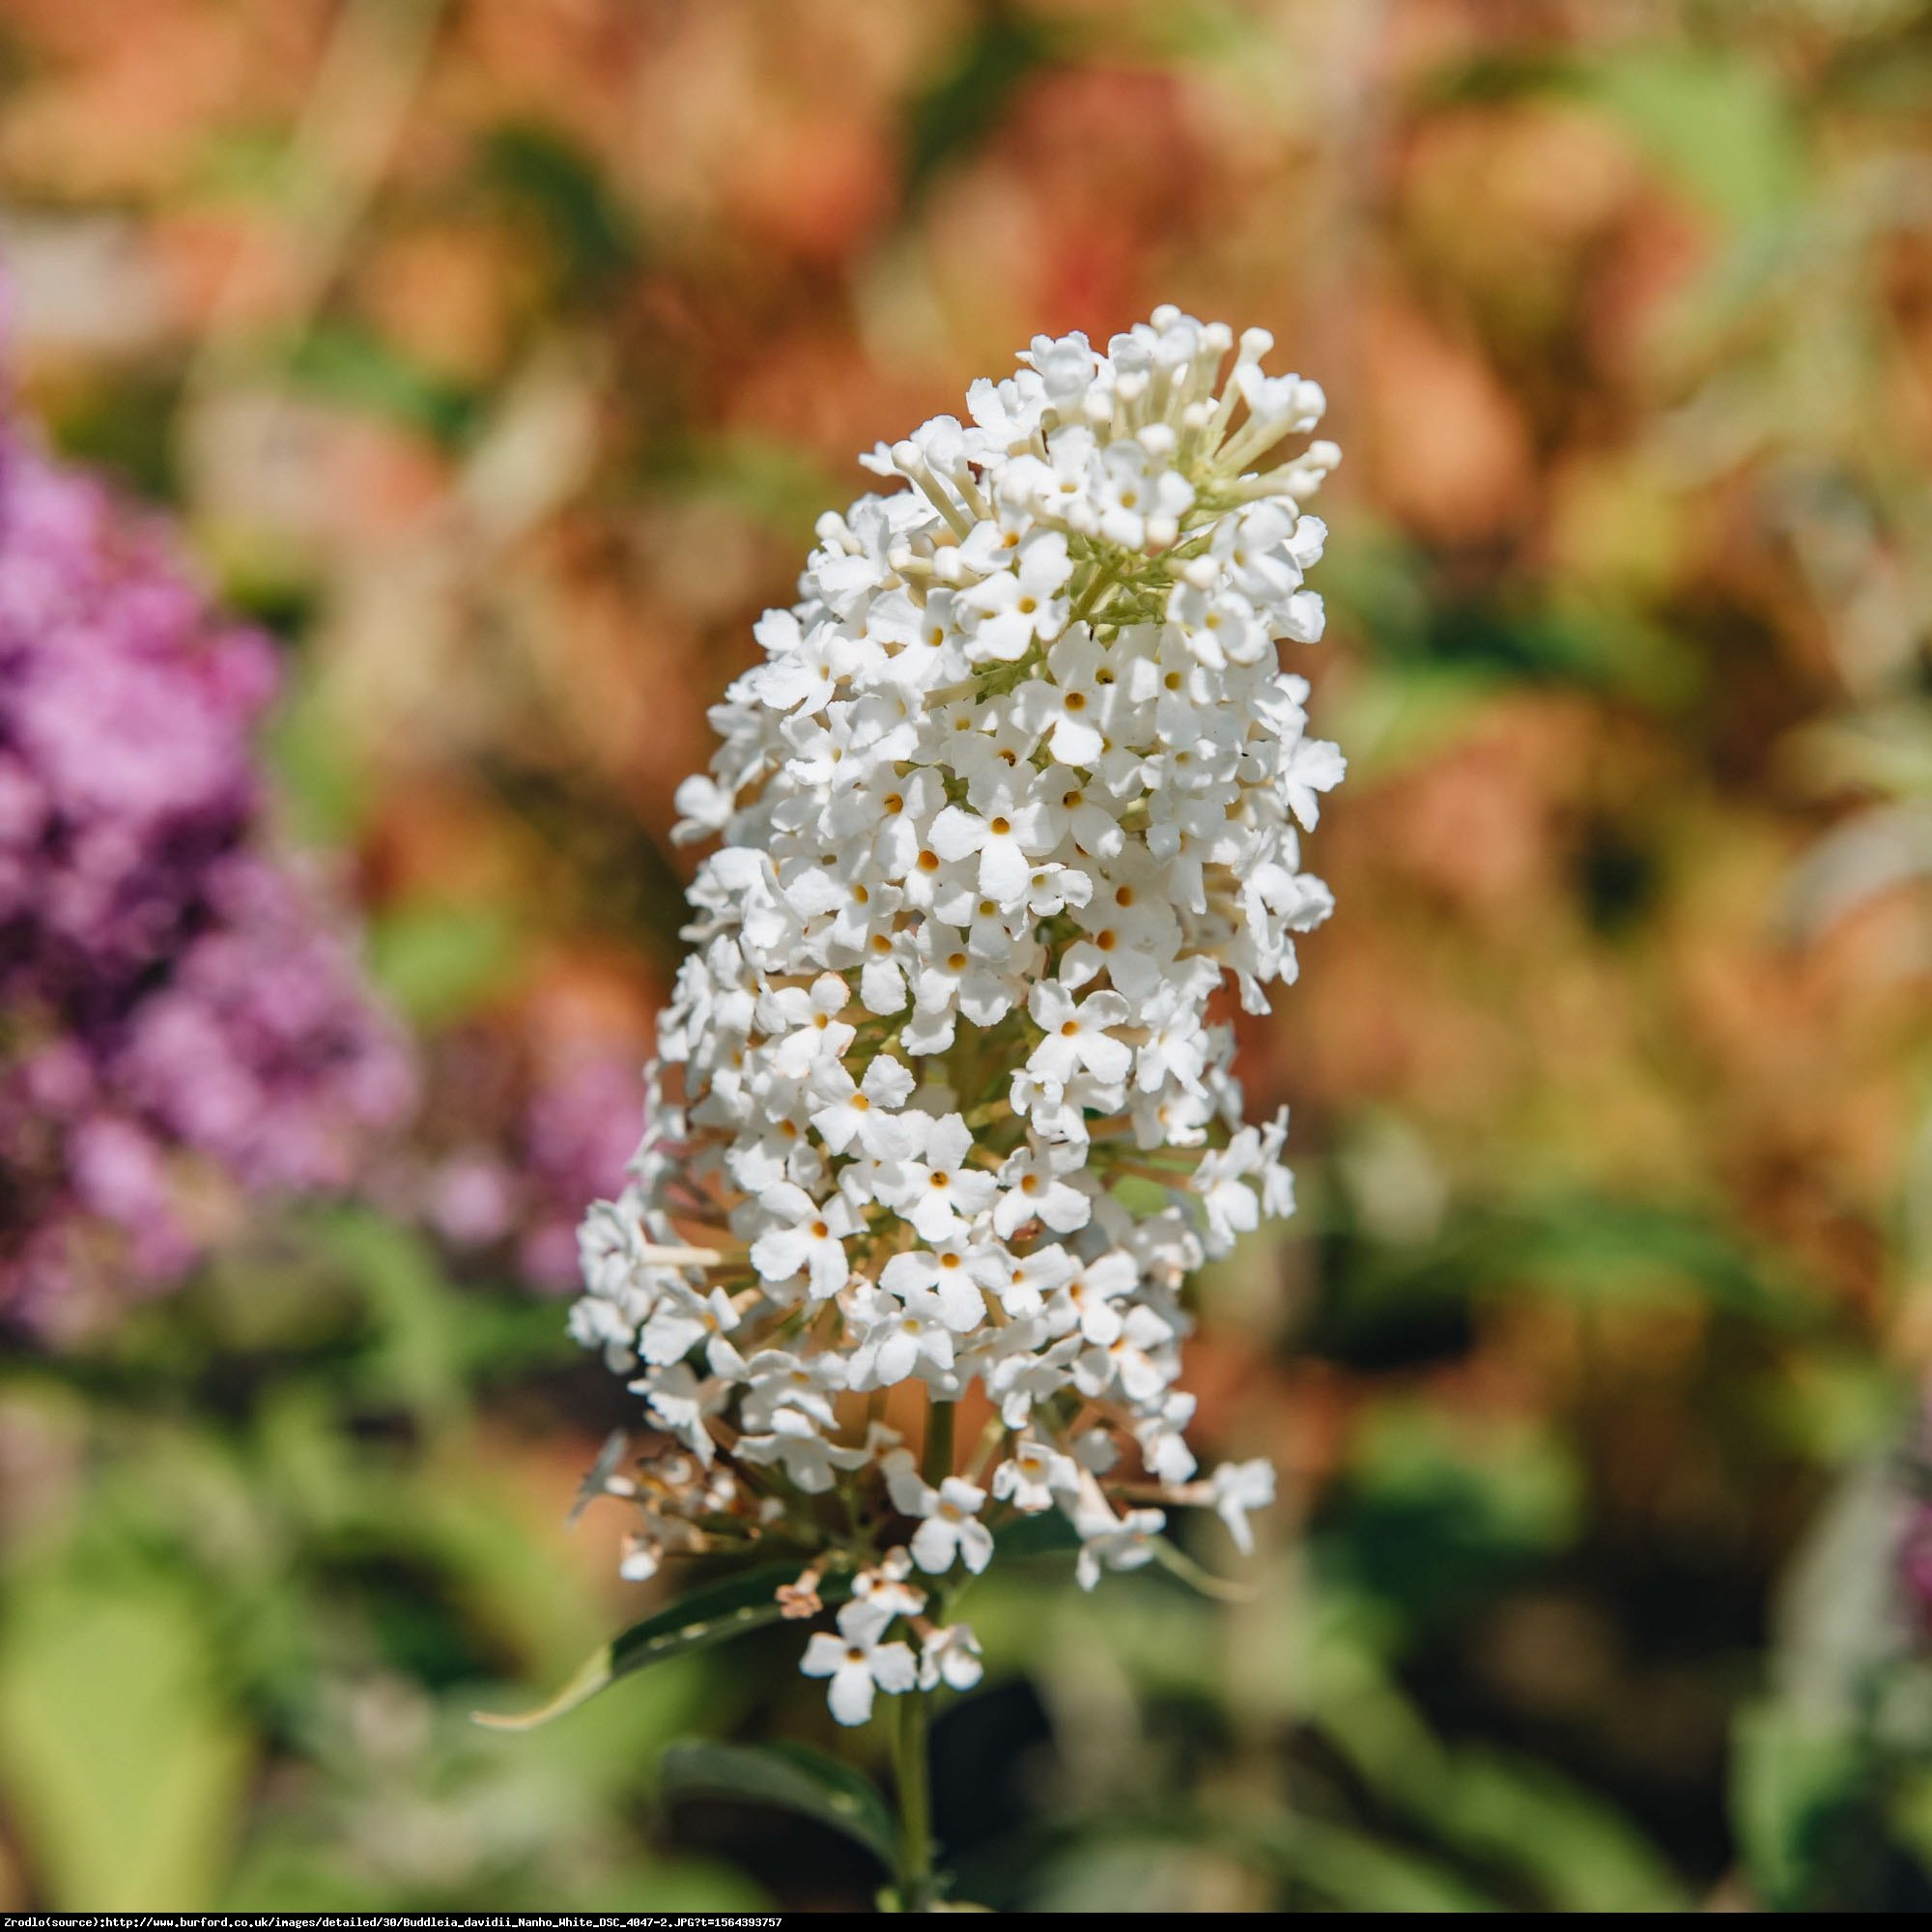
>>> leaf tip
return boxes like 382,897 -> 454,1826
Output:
469,1648 -> 615,1732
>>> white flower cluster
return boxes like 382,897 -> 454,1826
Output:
571,307 -> 1342,1724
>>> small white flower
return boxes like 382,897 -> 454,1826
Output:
639,1284 -> 739,1366
849,1291 -> 959,1388
1073,1499 -> 1166,1591
906,1475 -> 995,1576
880,1245 -> 997,1334
637,1362 -> 720,1463
1278,736 -> 1347,831
1210,1459 -> 1276,1556
918,1622 -> 985,1692
992,1437 -> 1080,1513
884,1112 -> 999,1243
994,1243 -> 1075,1319
732,1347 -> 847,1434
1026,980 -> 1132,1087
960,530 -> 1071,662
1015,628 -> 1115,768
737,1407 -> 868,1492
749,1182 -> 860,1299
801,1599 -> 919,1725
993,1144 -> 1092,1237
762,973 -> 855,1067
984,1331 -> 1081,1429
853,1545 -> 929,1618
619,1532 -> 664,1582
1059,1251 -> 1139,1347
809,1053 -> 915,1157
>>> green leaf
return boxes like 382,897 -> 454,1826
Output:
480,122 -> 639,299
285,322 -> 482,445
1109,1173 -> 1174,1216
904,13 -> 1052,201
1306,1652 -> 1685,1910
1493,1194 -> 1823,1329
1239,1811 -> 1498,1913
652,433 -> 839,550
365,899 -> 524,1025
1321,1402 -> 1583,1621
263,666 -> 362,844
312,1208 -> 469,1423
1428,1752 -> 1685,1913
1584,47 -> 1803,229
990,1509 -> 1080,1561
1423,45 -> 1804,231
473,1561 -> 850,1732
660,1740 -> 897,1867
0,1565 -> 251,1910
1731,1699 -> 1868,1912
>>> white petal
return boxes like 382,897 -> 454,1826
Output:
801,1633 -> 847,1678
927,806 -> 986,864
978,835 -> 1032,904
827,1662 -> 877,1726
869,1641 -> 920,1696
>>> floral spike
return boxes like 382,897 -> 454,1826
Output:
566,308 -> 1344,1723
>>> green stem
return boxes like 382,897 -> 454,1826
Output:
894,1689 -> 936,1912
1068,556 -> 1122,626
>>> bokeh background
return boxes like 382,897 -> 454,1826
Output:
5,0 -> 1932,1912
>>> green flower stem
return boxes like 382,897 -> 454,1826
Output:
894,1688 -> 936,1912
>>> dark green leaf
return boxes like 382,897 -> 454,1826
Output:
1585,47 -> 1803,228
1425,1752 -> 1685,1912
904,12 -> 1052,201
991,1509 -> 1080,1561
473,1562 -> 849,1732
479,123 -> 640,298
661,1740 -> 897,1867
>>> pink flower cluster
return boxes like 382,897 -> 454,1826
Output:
0,390 -> 412,1330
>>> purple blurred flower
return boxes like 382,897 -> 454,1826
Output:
0,370 -> 412,1332
424,1042 -> 642,1293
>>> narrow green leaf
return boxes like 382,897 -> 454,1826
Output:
904,13 -> 1052,201
285,321 -> 483,445
472,1644 -> 615,1735
473,1561 -> 849,1732
1432,1751 -> 1686,1913
483,1505 -> 1085,1734
661,1740 -> 898,1867
1240,1811 -> 1499,1913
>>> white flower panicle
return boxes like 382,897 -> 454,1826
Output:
570,308 -> 1343,1724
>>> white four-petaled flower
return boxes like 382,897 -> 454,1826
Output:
802,1599 -> 920,1725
